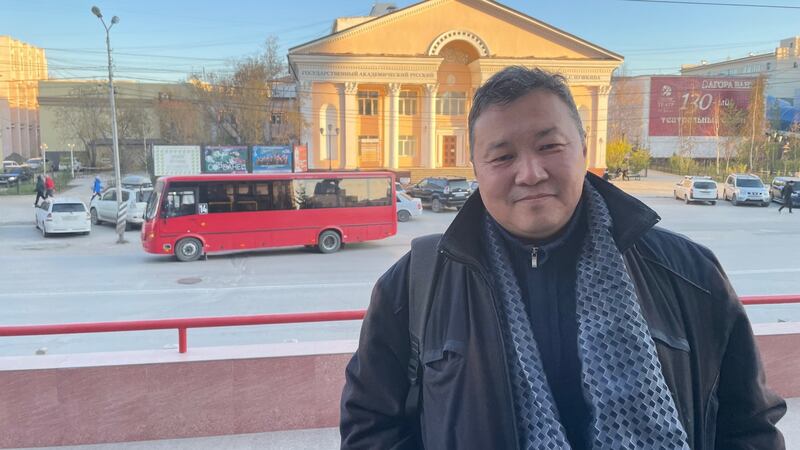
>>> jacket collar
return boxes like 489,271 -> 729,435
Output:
437,172 -> 660,268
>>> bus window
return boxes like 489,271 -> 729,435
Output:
165,189 -> 196,217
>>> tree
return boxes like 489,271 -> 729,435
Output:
55,84 -> 152,170
606,139 -> 632,171
715,100 -> 748,174
608,76 -> 645,146
742,75 -> 767,170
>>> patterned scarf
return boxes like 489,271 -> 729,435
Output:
483,181 -> 690,450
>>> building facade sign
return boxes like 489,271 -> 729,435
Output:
152,145 -> 201,176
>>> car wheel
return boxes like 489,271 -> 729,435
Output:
90,208 -> 101,225
318,230 -> 341,254
397,210 -> 411,222
731,194 -> 738,206
175,237 -> 203,262
711,201 -> 717,206
762,201 -> 770,207
456,205 -> 463,211
431,197 -> 443,213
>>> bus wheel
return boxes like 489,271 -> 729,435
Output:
175,238 -> 203,262
397,210 -> 411,222
318,230 -> 342,254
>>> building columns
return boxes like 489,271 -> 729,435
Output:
422,83 -> 438,168
594,85 -> 611,170
387,83 -> 401,170
298,80 -> 314,167
339,82 -> 359,169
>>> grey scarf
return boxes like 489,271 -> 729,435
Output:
483,181 -> 690,449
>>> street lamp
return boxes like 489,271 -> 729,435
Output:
91,6 -> 126,244
67,143 -> 75,178
319,123 -> 339,171
40,143 -> 48,176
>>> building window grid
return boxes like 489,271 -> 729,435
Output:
399,90 -> 418,115
436,92 -> 467,116
358,91 -> 379,116
398,135 -> 416,157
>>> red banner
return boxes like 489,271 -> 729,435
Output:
293,144 -> 308,172
649,76 -> 755,136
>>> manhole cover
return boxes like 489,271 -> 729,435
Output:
177,277 -> 203,285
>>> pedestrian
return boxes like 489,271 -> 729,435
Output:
778,180 -> 795,214
622,167 -> 630,181
44,174 -> 55,198
602,169 -> 610,181
340,66 -> 786,449
91,176 -> 102,202
34,175 -> 45,207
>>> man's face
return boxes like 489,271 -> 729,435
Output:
472,90 -> 587,241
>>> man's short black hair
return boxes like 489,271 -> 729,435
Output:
468,66 -> 586,160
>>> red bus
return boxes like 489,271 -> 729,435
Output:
141,172 -> 397,261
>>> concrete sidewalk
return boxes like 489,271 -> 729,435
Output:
22,398 -> 800,450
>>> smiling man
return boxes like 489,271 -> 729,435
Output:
340,66 -> 785,449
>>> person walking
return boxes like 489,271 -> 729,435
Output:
91,176 -> 103,202
778,180 -> 795,214
34,175 -> 45,207
44,174 -> 55,198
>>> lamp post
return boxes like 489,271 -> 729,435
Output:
319,123 -> 339,171
40,143 -> 48,176
67,143 -> 75,178
91,6 -> 126,244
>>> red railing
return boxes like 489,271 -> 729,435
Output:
0,295 -> 798,354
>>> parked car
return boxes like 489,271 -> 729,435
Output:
58,159 -> 83,172
3,160 -> 22,171
89,187 -> 154,228
407,176 -> 472,212
723,174 -> 770,206
396,191 -> 422,222
469,180 -> 479,194
0,166 -> 33,186
673,176 -> 718,205
121,174 -> 153,190
25,157 -> 43,170
34,198 -> 91,237
770,176 -> 800,206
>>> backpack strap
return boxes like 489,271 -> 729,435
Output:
405,233 -> 443,418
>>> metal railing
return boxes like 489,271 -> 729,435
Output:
0,295 -> 798,354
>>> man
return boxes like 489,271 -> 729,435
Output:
91,176 -> 103,202
44,174 -> 55,198
34,175 -> 45,207
340,66 -> 785,449
778,180 -> 794,214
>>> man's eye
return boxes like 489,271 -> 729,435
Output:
541,143 -> 565,151
491,154 -> 513,163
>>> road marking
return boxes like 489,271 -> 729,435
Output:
728,268 -> 800,275
0,282 -> 373,299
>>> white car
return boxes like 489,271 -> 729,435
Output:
723,174 -> 770,207
90,187 -> 154,228
3,160 -> 22,171
673,176 -> 718,205
34,198 -> 91,237
397,192 -> 422,222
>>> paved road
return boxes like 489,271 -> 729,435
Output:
1,171 -> 799,356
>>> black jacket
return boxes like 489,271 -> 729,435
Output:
340,174 -> 786,450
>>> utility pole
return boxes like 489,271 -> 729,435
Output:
92,6 -> 126,244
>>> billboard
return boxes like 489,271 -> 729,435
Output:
202,146 -> 248,173
649,76 -> 755,137
252,146 -> 293,173
152,145 -> 201,176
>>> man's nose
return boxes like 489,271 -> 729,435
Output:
514,154 -> 548,185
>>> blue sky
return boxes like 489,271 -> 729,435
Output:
1,0 -> 797,82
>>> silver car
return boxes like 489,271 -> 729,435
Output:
723,174 -> 770,207
34,197 -> 91,237
89,187 -> 154,228
673,176 -> 718,205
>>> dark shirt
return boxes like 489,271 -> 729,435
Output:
493,196 -> 591,449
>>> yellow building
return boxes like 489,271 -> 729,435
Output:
0,36 -> 47,160
287,0 -> 622,177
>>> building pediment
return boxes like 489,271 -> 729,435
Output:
289,0 -> 622,62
